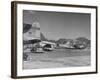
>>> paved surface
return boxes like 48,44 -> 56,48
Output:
23,49 -> 90,69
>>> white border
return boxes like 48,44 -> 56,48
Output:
17,3 -> 96,76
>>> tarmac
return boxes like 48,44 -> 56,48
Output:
23,49 -> 90,69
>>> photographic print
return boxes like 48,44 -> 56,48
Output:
23,10 -> 91,69
11,1 -> 97,78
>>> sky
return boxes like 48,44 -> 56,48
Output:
23,10 -> 91,40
